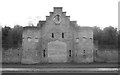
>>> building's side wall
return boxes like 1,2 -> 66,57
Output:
21,28 -> 41,64
74,27 -> 93,63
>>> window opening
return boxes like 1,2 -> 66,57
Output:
83,37 -> 87,41
52,33 -> 54,38
90,38 -> 92,40
43,49 -> 46,57
22,37 -> 25,42
83,50 -> 85,53
69,50 -> 72,57
35,38 -> 39,42
83,50 -> 86,57
27,37 -> 31,42
83,37 -> 86,39
76,37 -> 79,42
62,33 -> 64,38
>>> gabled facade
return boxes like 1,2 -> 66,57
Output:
21,7 -> 93,64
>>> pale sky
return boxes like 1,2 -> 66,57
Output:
0,0 -> 119,29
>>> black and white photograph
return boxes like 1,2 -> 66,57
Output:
0,0 -> 119,75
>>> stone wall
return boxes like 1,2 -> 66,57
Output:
94,50 -> 118,63
74,27 -> 93,63
21,27 -> 41,64
2,48 -> 22,63
40,8 -> 74,63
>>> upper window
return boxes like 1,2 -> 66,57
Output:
83,50 -> 86,57
69,50 -> 72,57
90,38 -> 92,40
43,49 -> 46,57
83,36 -> 86,39
35,38 -> 39,42
83,36 -> 87,41
62,33 -> 64,38
76,38 -> 79,42
22,37 -> 25,40
52,33 -> 54,38
27,37 -> 32,42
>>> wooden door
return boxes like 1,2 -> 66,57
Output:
48,40 -> 67,63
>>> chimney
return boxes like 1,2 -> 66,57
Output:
54,7 -> 62,13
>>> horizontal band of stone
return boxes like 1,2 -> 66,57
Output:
1,68 -> 119,73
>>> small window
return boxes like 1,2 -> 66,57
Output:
83,36 -> 87,41
35,38 -> 39,42
83,50 -> 86,57
43,49 -> 46,57
22,37 -> 25,41
69,50 -> 72,57
95,50 -> 98,55
90,38 -> 92,40
83,50 -> 85,53
62,33 -> 64,38
27,37 -> 31,42
76,38 -> 79,42
52,33 -> 54,38
83,37 -> 86,39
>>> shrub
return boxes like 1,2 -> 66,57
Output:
95,50 -> 118,63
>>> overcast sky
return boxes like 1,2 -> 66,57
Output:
0,0 -> 119,29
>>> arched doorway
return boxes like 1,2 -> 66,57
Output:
48,40 -> 67,63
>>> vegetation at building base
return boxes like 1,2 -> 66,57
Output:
93,26 -> 119,63
1,25 -> 119,64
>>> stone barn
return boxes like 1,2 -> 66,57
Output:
21,7 -> 93,64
